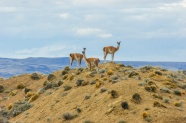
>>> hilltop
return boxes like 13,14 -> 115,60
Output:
0,57 -> 186,78
0,62 -> 186,123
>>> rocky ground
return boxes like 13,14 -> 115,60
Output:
0,62 -> 186,123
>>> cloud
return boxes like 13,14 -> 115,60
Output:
0,7 -> 17,13
99,33 -> 113,38
74,28 -> 113,38
15,44 -> 77,58
59,13 -> 70,19
74,28 -> 102,36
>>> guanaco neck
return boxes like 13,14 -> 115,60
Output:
116,44 -> 120,51
82,53 -> 88,63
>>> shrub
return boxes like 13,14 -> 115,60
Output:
83,120 -> 94,123
63,85 -> 72,91
173,89 -> 182,96
140,66 -> 153,71
162,97 -> 170,103
131,93 -> 141,104
110,90 -> 118,98
62,70 -> 68,75
62,75 -> 68,80
9,100 -> 33,117
76,79 -> 83,86
128,71 -> 139,78
81,81 -> 89,86
154,71 -> 162,75
144,85 -> 156,92
0,84 -> 5,93
17,83 -> 25,89
100,87 -> 107,93
58,80 -> 63,86
24,87 -> 31,94
102,77 -> 108,81
43,83 -> 53,90
153,101 -> 166,108
85,93 -> 91,100
28,93 -> 39,103
63,113 -> 76,120
47,74 -> 56,81
99,69 -> 106,73
7,103 -> 13,110
117,63 -> 125,67
160,87 -> 171,93
142,112 -> 153,122
90,80 -> 96,85
30,73 -> 40,80
9,90 -> 18,96
76,107 -> 81,113
95,81 -> 101,88
117,121 -> 127,123
121,102 -> 129,110
174,101 -> 183,107
152,94 -> 163,100
183,70 -> 186,75
111,75 -> 119,80
64,66 -> 70,71
142,112 -> 150,119
107,70 -> 113,75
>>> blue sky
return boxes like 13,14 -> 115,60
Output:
0,0 -> 186,61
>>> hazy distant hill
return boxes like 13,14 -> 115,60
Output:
0,57 -> 186,78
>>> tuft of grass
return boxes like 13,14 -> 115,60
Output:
28,93 -> 39,103
107,70 -> 114,75
174,101 -> 183,107
95,81 -> 101,88
7,103 -> 13,110
9,90 -> 18,96
66,75 -> 74,81
102,77 -> 108,81
62,75 -> 68,80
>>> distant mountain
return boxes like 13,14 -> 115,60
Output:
0,57 -> 186,78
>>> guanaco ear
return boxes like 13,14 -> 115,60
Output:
83,48 -> 86,51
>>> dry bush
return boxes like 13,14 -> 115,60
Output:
17,83 -> 25,89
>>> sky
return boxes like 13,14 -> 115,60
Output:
0,0 -> 186,62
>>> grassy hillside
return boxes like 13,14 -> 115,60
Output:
0,62 -> 186,123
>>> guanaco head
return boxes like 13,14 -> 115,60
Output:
117,41 -> 121,45
82,51 -> 85,55
83,48 -> 86,51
